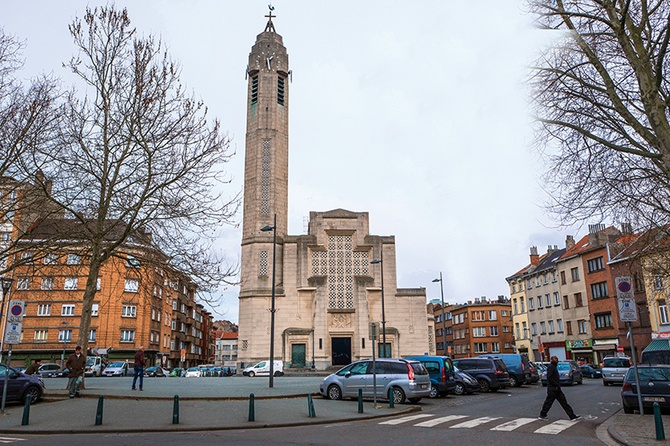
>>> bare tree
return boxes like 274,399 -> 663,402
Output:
530,0 -> 670,231
28,7 -> 239,351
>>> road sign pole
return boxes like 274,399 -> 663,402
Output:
1,344 -> 12,414
628,322 -> 644,415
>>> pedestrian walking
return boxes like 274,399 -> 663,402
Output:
539,356 -> 581,421
131,346 -> 145,391
25,358 -> 41,375
65,346 -> 86,398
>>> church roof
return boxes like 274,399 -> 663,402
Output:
320,209 -> 365,219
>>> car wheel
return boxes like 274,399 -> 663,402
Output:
603,380 -> 609,386
391,386 -> 406,404
453,383 -> 465,395
327,384 -> 342,400
274,371 -> 283,377
23,386 -> 41,404
478,379 -> 490,393
509,375 -> 518,387
248,371 -> 255,377
429,386 -> 439,398
623,404 -> 634,414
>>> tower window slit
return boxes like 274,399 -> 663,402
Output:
277,76 -> 285,105
251,76 -> 259,104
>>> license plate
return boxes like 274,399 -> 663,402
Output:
643,397 -> 665,402
421,384 -> 427,389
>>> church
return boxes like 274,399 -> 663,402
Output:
237,10 -> 434,371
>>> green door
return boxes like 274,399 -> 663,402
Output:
291,344 -> 306,368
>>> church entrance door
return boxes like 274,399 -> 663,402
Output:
331,337 -> 352,366
291,344 -> 306,368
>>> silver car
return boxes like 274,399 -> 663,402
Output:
602,356 -> 632,386
319,358 -> 431,404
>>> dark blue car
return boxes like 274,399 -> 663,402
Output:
405,355 -> 456,398
0,363 -> 44,404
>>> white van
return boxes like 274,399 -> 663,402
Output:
85,356 -> 105,377
242,360 -> 284,377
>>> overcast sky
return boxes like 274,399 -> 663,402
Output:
3,1 -> 582,323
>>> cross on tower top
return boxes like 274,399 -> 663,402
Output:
264,4 -> 276,33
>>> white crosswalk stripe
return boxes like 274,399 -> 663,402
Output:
378,414 -> 434,425
450,416 -> 501,428
0,437 -> 26,444
534,419 -> 580,435
414,415 -> 467,427
490,417 -> 537,431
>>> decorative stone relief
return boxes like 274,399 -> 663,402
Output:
331,313 -> 352,328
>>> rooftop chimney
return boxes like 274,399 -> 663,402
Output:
530,246 -> 540,265
566,235 -> 575,250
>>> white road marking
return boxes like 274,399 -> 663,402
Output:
379,414 -> 434,425
414,415 -> 467,427
534,419 -> 580,434
490,417 -> 538,431
0,438 -> 26,444
450,416 -> 501,428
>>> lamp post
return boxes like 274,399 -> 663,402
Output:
261,213 -> 277,388
370,254 -> 386,358
0,277 -> 13,415
432,272 -> 447,356
61,321 -> 69,369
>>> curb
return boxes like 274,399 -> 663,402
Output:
43,391 -> 320,401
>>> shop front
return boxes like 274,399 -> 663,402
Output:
566,339 -> 594,364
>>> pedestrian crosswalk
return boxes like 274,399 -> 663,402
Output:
0,437 -> 26,444
380,414 -> 582,435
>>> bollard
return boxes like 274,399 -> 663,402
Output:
172,395 -> 179,425
358,388 -> 364,413
388,388 -> 394,408
248,393 -> 255,422
21,397 -> 30,426
307,394 -> 316,418
654,402 -> 665,440
95,395 -> 104,426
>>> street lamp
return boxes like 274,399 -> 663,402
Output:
432,272 -> 447,356
260,213 -> 277,388
61,321 -> 69,368
0,277 -> 13,415
0,277 -> 13,364
370,254 -> 386,358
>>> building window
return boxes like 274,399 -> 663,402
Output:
171,320 -> 176,330
124,279 -> 139,293
58,329 -> 72,342
529,297 -> 535,310
64,277 -> 78,290
591,281 -> 609,299
566,321 -> 573,335
537,296 -> 543,309
490,326 -> 499,336
41,277 -> 54,290
520,298 -> 525,313
540,321 -> 546,334
655,274 -> 665,290
560,270 -> 566,285
545,294 -> 551,307
531,322 -> 537,335
522,321 -> 528,339
122,305 -> 137,318
548,320 -> 555,334
61,304 -> 75,316
488,310 -> 497,321
587,256 -> 605,273
473,343 -> 487,353
67,254 -> 81,265
491,342 -> 500,353
513,299 -> 518,314
501,310 -> 507,317
595,312 -> 614,329
553,292 -> 560,306
659,301 -> 669,325
89,329 -> 96,342
120,330 -> 135,342
16,278 -> 29,290
563,295 -> 570,309
97,277 -> 101,290
473,327 -> 486,337
34,330 -> 48,341
557,319 -> 564,332
0,231 -> 11,241
472,311 -> 485,321
21,252 -> 34,264
575,292 -> 583,307
251,75 -> 258,104
126,255 -> 141,267
571,267 -> 580,282
277,75 -> 285,105
516,323 -> 520,339
578,319 -> 587,334
44,253 -> 58,265
91,304 -> 99,317
37,304 -> 51,316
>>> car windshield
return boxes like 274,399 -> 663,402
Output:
557,363 -> 570,371
627,367 -> 670,381
188,367 -> 198,372
109,362 -> 124,367
604,358 -> 631,367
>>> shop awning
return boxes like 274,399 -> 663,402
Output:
642,339 -> 670,352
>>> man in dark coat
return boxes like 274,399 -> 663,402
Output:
65,346 -> 86,398
132,346 -> 145,391
539,356 -> 581,420
25,359 -> 41,375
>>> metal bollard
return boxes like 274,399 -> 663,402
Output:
95,395 -> 104,425
654,402 -> 665,440
388,388 -> 394,408
172,395 -> 179,424
307,394 -> 316,418
248,393 -> 255,422
21,397 -> 30,426
358,388 -> 363,413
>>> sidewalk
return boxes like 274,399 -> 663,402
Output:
0,376 -> 416,434
604,410 -> 670,445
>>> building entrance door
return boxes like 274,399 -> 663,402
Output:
331,337 -> 352,366
291,343 -> 306,368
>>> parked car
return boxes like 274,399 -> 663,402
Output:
0,363 -> 44,404
452,357 -> 510,392
404,355 -> 456,398
452,366 -> 480,395
145,366 -> 168,377
580,364 -> 603,379
319,358 -> 431,404
84,356 -> 105,377
602,356 -> 632,386
541,360 -> 583,386
479,353 -> 532,387
37,363 -> 62,377
56,368 -> 69,377
528,363 -> 540,383
102,361 -> 129,377
185,367 -> 202,378
169,368 -> 185,377
242,360 -> 284,377
621,365 -> 670,414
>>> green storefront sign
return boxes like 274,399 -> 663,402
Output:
566,339 -> 592,351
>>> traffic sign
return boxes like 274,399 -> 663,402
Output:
3,300 -> 25,345
616,276 -> 634,299
618,297 -> 638,322
617,345 -> 624,353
